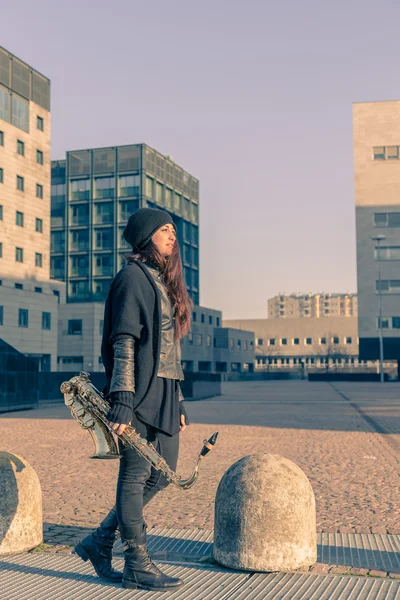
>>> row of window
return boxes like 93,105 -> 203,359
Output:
64,175 -> 198,222
373,146 -> 400,161
0,281 -> 59,297
256,357 -> 367,366
257,336 -> 353,347
10,137 -> 44,164
0,170 -> 44,197
0,306 -> 51,329
0,206 -> 43,232
0,244 -> 43,267
192,312 -> 220,326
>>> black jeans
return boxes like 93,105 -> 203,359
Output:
101,412 -> 179,542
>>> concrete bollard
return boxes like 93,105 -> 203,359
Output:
0,451 -> 43,555
213,453 -> 316,572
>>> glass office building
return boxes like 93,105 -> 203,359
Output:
51,144 -> 200,304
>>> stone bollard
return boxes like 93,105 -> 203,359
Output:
213,454 -> 316,572
0,451 -> 43,555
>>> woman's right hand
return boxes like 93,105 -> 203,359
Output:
108,422 -> 128,435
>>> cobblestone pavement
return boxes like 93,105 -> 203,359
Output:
1,381 -> 399,549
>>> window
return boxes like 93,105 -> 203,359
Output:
0,131 -> 3,145
0,305 -> 3,326
192,311 -> 197,322
18,308 -> 28,328
332,336 -> 339,344
306,337 -> 312,345
42,312 -> 51,330
35,252 -> 43,267
0,205 -> 2,219
71,179 -> 90,200
118,174 -> 140,197
16,175 -> 24,191
53,289 -> 60,303
68,319 -> 82,335
187,332 -> 193,345
34,287 -> 42,293
15,282 -> 23,289
95,176 -> 115,199
376,279 -> 400,293
36,184 -> 43,199
16,247 -> 23,262
345,337 -> 352,344
257,338 -> 264,346
35,218 -> 43,233
269,338 -> 275,345
195,333 -> 203,346
373,146 -> 385,160
0,168 -> 3,183
156,182 -> 163,204
387,146 -> 399,160
392,317 -> 400,329
99,320 -> 104,336
377,317 -> 390,329
320,337 -> 326,344
207,335 -> 212,346
374,212 -> 400,227
281,338 -> 287,345
375,246 -> 400,260
36,149 -> 44,165
201,313 -> 205,323
237,339 -> 241,347
37,115 -> 44,131
12,95 -> 29,132
209,315 -> 213,325
146,177 -> 154,198
216,317 -> 220,327
16,211 -> 24,226
17,140 -> 24,156
58,356 -> 83,365
293,338 -> 299,345
0,242 -> 2,257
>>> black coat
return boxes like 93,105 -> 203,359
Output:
101,260 -> 162,411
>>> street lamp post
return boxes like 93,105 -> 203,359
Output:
371,234 -> 386,383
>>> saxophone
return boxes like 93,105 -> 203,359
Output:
60,371 -> 218,490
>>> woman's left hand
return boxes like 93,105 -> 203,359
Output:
180,414 -> 187,432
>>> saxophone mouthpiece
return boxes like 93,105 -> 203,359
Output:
200,432 -> 219,457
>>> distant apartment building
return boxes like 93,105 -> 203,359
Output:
268,293 -> 358,319
0,46 -> 65,371
353,101 -> 400,370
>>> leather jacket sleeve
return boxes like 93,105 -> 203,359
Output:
109,335 -> 135,394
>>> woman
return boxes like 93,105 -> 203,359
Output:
75,207 -> 191,591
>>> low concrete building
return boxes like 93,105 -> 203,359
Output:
223,317 -> 377,370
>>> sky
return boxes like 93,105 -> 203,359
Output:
3,0 -> 400,319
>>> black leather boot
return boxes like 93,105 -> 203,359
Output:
122,523 -> 184,591
74,507 -> 122,582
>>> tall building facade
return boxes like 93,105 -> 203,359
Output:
0,46 -> 64,371
51,145 -> 199,305
52,144 -> 254,375
354,101 -> 400,365
268,293 -> 357,319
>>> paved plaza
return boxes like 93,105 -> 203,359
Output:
1,380 -> 399,545
1,380 -> 400,598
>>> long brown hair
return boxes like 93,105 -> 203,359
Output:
124,239 -> 192,341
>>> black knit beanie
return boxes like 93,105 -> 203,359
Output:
123,208 -> 175,250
